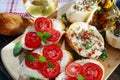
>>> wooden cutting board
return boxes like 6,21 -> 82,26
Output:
1,0 -> 120,80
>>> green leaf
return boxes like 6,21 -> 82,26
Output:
77,74 -> 86,80
99,48 -> 108,61
61,13 -> 69,26
43,32 -> 51,38
37,32 -> 43,38
29,77 -> 39,80
42,37 -> 47,43
39,56 -> 46,63
47,61 -> 55,68
37,31 -> 51,43
25,54 -> 38,62
13,41 -> 23,57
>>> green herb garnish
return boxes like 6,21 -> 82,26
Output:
37,32 -> 51,43
39,55 -> 46,63
77,74 -> 86,80
99,48 -> 108,61
47,61 -> 55,68
29,77 -> 39,80
61,13 -> 69,26
25,54 -> 38,62
13,41 -> 23,57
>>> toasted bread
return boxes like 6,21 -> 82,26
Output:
65,22 -> 105,59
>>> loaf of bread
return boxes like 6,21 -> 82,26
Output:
0,13 -> 33,36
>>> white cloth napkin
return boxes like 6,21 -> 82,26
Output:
0,0 -> 70,17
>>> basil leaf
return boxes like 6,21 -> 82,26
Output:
99,48 -> 108,61
77,74 -> 86,80
37,32 -> 51,43
29,77 -> 39,80
42,37 -> 47,43
47,62 -> 55,68
39,56 -> 46,63
25,54 -> 38,62
43,32 -> 51,38
13,41 -> 23,57
37,32 -> 43,38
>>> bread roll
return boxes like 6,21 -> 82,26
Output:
0,13 -> 33,36
19,47 -> 73,80
65,22 -> 105,59
106,29 -> 120,49
66,0 -> 97,23
22,18 -> 65,50
56,59 -> 105,80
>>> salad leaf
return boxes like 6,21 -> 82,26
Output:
13,41 -> 23,57
77,74 -> 86,80
25,54 -> 38,62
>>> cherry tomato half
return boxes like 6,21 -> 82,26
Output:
25,52 -> 40,70
38,60 -> 60,78
43,44 -> 63,61
25,32 -> 41,49
46,29 -> 61,42
82,62 -> 103,80
34,17 -> 52,32
65,62 -> 83,78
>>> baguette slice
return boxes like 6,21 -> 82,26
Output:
56,59 -> 105,80
19,46 -> 73,80
66,0 -> 97,23
0,13 -> 33,36
65,22 -> 105,59
22,18 -> 65,50
106,29 -> 120,49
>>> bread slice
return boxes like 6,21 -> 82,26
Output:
106,29 -> 120,49
22,18 -> 65,50
0,13 -> 33,36
65,22 -> 105,59
19,46 -> 73,80
56,59 -> 105,80
66,0 -> 97,23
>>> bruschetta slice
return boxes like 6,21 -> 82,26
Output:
65,22 -> 105,59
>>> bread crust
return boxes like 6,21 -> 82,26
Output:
0,13 -> 33,36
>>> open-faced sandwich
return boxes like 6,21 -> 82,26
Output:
106,16 -> 120,49
56,59 -> 104,80
21,17 -> 65,50
65,22 -> 105,59
65,0 -> 97,23
19,44 -> 73,80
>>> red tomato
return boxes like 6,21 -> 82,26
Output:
65,62 -> 83,78
38,60 -> 60,78
67,77 -> 77,80
25,52 -> 40,70
82,62 -> 103,80
34,17 -> 52,32
25,32 -> 41,48
43,44 -> 63,61
46,29 -> 60,42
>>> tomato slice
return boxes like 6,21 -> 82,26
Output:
46,29 -> 61,42
65,62 -> 83,78
82,62 -> 103,80
25,52 -> 40,70
25,32 -> 41,48
38,60 -> 60,78
34,17 -> 52,32
43,44 -> 63,61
